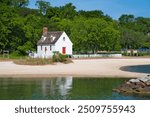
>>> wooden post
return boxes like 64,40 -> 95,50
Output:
3,50 -> 9,58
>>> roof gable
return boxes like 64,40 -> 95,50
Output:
37,31 -> 63,45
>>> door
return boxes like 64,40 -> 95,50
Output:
62,47 -> 66,54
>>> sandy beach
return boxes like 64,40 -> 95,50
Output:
0,58 -> 150,78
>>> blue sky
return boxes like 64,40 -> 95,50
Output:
28,0 -> 150,19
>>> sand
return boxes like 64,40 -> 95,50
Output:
0,58 -> 150,78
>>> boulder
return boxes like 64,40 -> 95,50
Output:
145,81 -> 150,86
129,79 -> 140,83
113,75 -> 150,95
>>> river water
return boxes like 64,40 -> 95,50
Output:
0,77 -> 149,100
120,65 -> 150,74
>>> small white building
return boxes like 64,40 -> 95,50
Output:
37,27 -> 73,58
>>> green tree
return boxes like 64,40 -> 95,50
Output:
35,0 -> 50,15
78,10 -> 112,21
0,5 -> 18,51
46,6 -> 60,18
101,26 -> 120,51
134,17 -> 150,34
0,0 -> 29,7
59,3 -> 77,19
16,7 -> 40,17
119,14 -> 135,25
59,17 -> 120,53
11,0 -> 29,7
120,28 -> 144,49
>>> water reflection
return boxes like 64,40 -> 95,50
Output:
41,76 -> 72,99
0,77 -> 150,100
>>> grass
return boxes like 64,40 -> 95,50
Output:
13,58 -> 53,65
0,54 -> 72,65
0,54 -> 27,59
0,53 -> 73,65
13,58 -> 73,65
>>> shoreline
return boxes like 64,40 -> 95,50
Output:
0,74 -> 137,79
0,58 -> 150,78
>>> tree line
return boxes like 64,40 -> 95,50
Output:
0,0 -> 150,56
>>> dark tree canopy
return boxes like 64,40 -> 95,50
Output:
119,14 -> 135,24
0,0 -> 29,7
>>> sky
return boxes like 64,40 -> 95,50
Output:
28,0 -> 150,19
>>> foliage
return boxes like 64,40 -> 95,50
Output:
119,14 -> 150,50
59,3 -> 77,19
59,17 -> 120,53
78,10 -> 112,21
16,7 -> 40,17
0,0 -> 29,7
52,53 -> 67,62
35,0 -> 50,15
0,1 -> 150,57
120,28 -> 145,49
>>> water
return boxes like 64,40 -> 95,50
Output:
120,65 -> 150,74
0,77 -> 150,100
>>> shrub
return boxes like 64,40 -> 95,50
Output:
9,51 -> 27,59
52,53 -> 68,62
58,53 -> 67,62
52,54 -> 59,62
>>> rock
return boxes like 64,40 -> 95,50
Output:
138,77 -> 150,83
147,74 -> 150,77
145,81 -> 150,86
137,81 -> 145,86
112,89 -> 120,93
129,79 -> 140,83
138,74 -> 150,83
113,75 -> 150,95
126,81 -> 131,84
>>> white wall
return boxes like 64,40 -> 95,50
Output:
37,45 -> 54,58
55,32 -> 73,55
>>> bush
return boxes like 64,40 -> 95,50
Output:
10,51 -> 27,59
52,53 -> 68,62
58,53 -> 67,62
137,52 -> 143,56
10,51 -> 20,57
136,52 -> 150,56
52,54 -> 59,62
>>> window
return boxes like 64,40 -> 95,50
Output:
50,45 -> 52,51
63,37 -> 65,41
45,47 -> 47,52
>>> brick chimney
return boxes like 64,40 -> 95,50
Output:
43,27 -> 48,36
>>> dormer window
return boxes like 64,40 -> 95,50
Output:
51,35 -> 55,41
63,37 -> 65,41
53,36 -> 55,41
41,36 -> 46,42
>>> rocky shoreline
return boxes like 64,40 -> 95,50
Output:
113,75 -> 150,95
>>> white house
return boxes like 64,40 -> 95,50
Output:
37,27 -> 73,58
